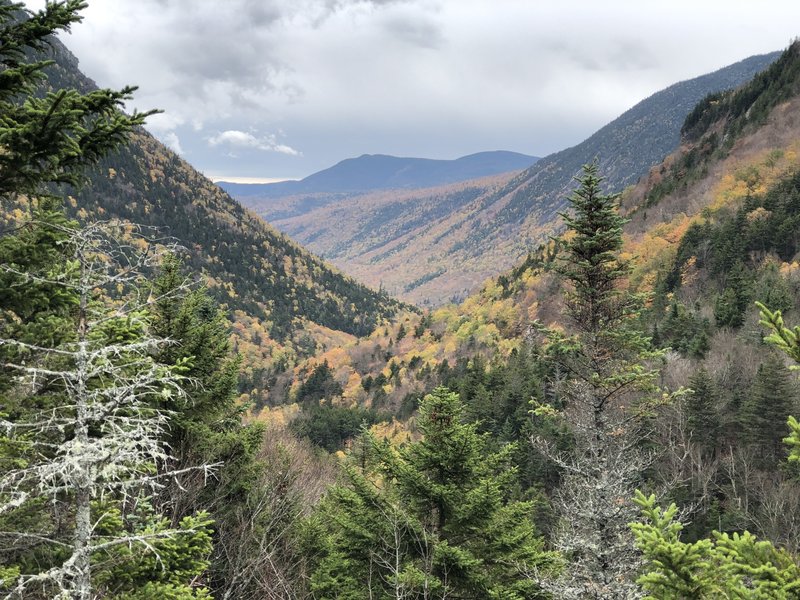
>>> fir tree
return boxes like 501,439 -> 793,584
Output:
0,4 -> 212,596
686,368 -> 719,454
0,223 -> 214,598
631,491 -> 800,598
0,1 -> 155,199
535,163 -> 665,598
740,355 -> 794,467
148,255 -> 273,597
631,302 -> 800,597
309,387 -> 558,599
0,0 -> 152,394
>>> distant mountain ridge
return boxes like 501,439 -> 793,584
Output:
218,150 -> 539,198
241,50 -> 782,306
274,42 -> 800,414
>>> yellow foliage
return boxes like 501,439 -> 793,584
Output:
746,207 -> 771,223
780,261 -> 800,277
251,403 -> 300,427
343,376 -> 364,406
370,418 -> 413,445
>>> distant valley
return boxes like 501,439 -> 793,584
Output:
232,51 -> 780,306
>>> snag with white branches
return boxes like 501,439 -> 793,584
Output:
0,220 -> 214,599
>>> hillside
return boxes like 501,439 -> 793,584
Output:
246,51 -> 780,306
30,34 -> 407,395
219,150 -> 538,200
271,41 -> 800,431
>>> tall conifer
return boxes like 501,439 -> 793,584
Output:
536,163 -> 665,598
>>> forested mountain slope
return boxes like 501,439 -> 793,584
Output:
274,41 -> 800,443
264,49 -> 800,584
249,51 -> 780,306
22,33 -> 406,394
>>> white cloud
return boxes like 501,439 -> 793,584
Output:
208,130 -> 301,156
161,132 -> 185,155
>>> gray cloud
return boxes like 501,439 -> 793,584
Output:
24,0 -> 800,181
381,12 -> 444,48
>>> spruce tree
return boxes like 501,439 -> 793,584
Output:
740,355 -> 794,467
631,491 -> 800,598
1,1 -> 153,395
686,368 -> 719,454
0,4 -> 212,596
0,1 -> 155,199
148,255 -> 274,597
630,303 -> 800,597
0,223 -> 214,598
535,163 -> 665,598
309,387 -> 558,599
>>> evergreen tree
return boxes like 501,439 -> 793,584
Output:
740,355 -> 794,467
148,255 -> 274,597
0,1 -> 155,199
0,4 -> 212,596
686,368 -> 719,454
631,303 -> 800,597
536,163 -> 665,598
754,302 -> 800,506
0,0 -> 152,392
309,387 -> 558,599
631,491 -> 800,599
295,360 -> 343,405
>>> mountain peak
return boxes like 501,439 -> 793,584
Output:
219,151 -> 539,198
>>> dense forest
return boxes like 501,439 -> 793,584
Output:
3,3 -> 800,599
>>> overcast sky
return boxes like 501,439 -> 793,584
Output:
24,1 -> 800,181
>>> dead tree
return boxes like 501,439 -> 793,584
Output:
0,221 -> 214,599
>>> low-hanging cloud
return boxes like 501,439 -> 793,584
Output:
162,132 -> 185,155
208,130 -> 301,156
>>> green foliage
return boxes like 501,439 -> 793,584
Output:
9,1 -> 408,352
633,301 -> 800,597
557,162 -> 628,330
93,504 -> 213,599
0,1 -> 155,197
686,369 -> 720,452
682,41 -> 800,143
147,256 -> 273,595
0,0 -> 151,392
308,388 -> 558,599
661,169 -> 800,332
538,163 -> 669,597
758,301 -> 800,365
291,404 -> 384,453
295,360 -> 344,405
740,355 -> 794,466
0,5 -> 217,596
714,263 -> 752,328
647,41 -> 800,208
447,347 -> 569,493
787,416 -> 800,464
655,300 -> 711,358
551,163 -> 664,400
631,490 -> 800,599
758,303 -> 800,467
66,132 -> 408,342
